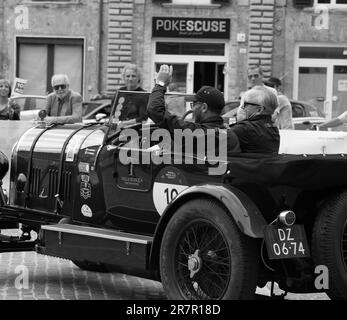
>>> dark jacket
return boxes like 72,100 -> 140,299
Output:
230,114 -> 280,154
0,101 -> 20,120
147,84 -> 241,153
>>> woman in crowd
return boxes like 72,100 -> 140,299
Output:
0,78 -> 20,120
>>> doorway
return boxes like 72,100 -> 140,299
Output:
194,62 -> 225,93
294,45 -> 347,119
153,40 -> 228,97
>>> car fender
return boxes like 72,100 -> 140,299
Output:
149,183 -> 267,269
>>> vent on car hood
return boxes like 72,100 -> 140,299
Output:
29,168 -> 72,200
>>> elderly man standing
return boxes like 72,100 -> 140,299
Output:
44,74 -> 82,125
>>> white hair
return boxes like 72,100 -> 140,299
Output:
51,74 -> 69,86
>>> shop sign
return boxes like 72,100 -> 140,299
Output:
152,17 -> 230,39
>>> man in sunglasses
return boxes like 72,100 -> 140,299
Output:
232,85 -> 280,154
44,74 -> 82,125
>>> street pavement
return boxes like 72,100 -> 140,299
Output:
0,250 -> 329,300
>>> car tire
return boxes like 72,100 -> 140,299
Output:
159,198 -> 258,300
72,260 -> 109,273
312,191 -> 347,300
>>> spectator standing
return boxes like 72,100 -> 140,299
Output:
247,65 -> 277,96
0,78 -> 20,120
120,63 -> 145,92
44,74 -> 82,125
265,77 -> 294,130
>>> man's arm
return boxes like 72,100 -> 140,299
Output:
147,84 -> 200,133
44,94 -> 53,116
317,110 -> 347,130
147,84 -> 167,125
318,117 -> 344,130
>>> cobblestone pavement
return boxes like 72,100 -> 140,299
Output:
0,251 -> 329,300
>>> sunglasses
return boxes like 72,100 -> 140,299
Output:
53,84 -> 67,90
241,101 -> 263,109
190,101 -> 203,109
248,74 -> 260,79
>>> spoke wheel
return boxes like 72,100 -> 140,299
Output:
160,199 -> 258,300
312,191 -> 347,300
176,220 -> 231,299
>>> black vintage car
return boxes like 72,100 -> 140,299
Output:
0,90 -> 347,300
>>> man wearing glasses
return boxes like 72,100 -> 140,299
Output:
44,74 -> 82,125
232,85 -> 280,154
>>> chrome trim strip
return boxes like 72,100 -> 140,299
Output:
41,224 -> 152,245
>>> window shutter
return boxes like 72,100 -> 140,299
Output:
293,0 -> 314,7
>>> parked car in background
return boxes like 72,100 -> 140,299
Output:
222,99 -> 326,130
11,95 -> 47,121
10,95 -> 113,123
83,99 -> 112,124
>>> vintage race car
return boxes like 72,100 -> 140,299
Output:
0,90 -> 347,300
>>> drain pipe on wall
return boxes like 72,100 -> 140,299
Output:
98,0 -> 104,94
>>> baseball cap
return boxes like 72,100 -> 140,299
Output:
187,86 -> 225,112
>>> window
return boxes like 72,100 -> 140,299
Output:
16,37 -> 84,95
299,46 -> 347,59
314,0 -> 347,5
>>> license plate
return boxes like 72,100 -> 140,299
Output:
264,224 -> 310,259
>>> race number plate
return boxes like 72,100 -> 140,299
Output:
264,225 -> 310,260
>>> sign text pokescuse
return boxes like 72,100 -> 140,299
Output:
152,17 -> 230,39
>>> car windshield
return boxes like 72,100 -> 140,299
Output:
13,96 -> 47,111
108,90 -> 192,123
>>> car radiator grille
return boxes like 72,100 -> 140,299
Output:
29,168 -> 72,200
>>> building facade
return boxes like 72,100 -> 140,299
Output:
0,0 -> 107,99
1,0 -> 347,119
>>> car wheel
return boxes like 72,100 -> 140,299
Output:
312,191 -> 347,300
159,198 -> 258,300
72,260 -> 109,273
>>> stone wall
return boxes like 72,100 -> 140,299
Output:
106,0 -> 134,94
247,0 -> 275,79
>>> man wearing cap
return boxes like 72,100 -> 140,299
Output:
147,64 -> 241,153
44,74 -> 83,125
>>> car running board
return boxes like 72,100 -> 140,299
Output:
37,223 -> 154,277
